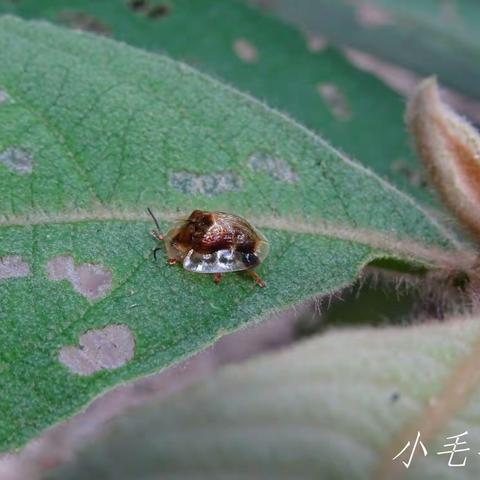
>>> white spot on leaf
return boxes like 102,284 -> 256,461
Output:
248,152 -> 298,183
356,2 -> 393,28
0,89 -> 10,105
0,256 -> 30,281
59,325 -> 135,376
169,171 -> 243,196
233,38 -> 259,63
0,148 -> 33,174
440,0 -> 460,23
305,32 -> 327,52
317,83 -> 352,120
46,256 -> 112,300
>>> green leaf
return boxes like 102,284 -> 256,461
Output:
263,0 -> 480,99
48,317 -> 480,480
0,16 -> 468,451
0,0 -> 429,202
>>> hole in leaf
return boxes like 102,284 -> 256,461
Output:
169,171 -> 243,196
59,325 -> 135,376
46,255 -> 112,300
0,256 -> 30,281
0,147 -> 33,174
248,151 -> 298,183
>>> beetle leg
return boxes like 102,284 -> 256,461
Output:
213,272 -> 222,284
150,229 -> 164,242
247,270 -> 266,288
167,258 -> 177,266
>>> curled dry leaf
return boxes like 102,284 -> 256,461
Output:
406,78 -> 480,241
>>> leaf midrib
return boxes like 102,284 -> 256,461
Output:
0,209 -> 473,270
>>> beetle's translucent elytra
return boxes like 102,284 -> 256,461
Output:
148,208 -> 268,287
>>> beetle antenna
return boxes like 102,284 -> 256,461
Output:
147,207 -> 161,231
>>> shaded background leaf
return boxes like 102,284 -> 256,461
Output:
260,0 -> 480,100
49,316 -> 480,480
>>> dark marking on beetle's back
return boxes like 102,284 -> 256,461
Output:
172,211 -> 258,256
248,152 -> 298,183
169,171 -> 243,196
187,224 -> 234,254
197,236 -> 233,254
243,252 -> 259,268
236,239 -> 257,253
218,253 -> 229,264
57,11 -> 111,35
204,254 -> 217,265
0,147 -> 33,174
189,210 -> 215,228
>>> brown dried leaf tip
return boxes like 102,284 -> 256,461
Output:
406,78 -> 480,240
